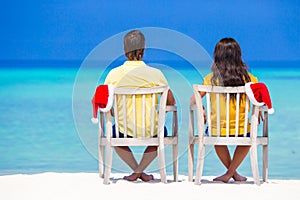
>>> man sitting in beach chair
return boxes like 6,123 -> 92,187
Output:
100,30 -> 176,182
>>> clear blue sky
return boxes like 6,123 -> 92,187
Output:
1,0 -> 299,61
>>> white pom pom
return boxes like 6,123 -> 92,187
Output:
268,108 -> 274,114
91,117 -> 99,124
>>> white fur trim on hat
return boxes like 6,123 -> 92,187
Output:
91,117 -> 99,124
245,82 -> 265,106
268,108 -> 275,114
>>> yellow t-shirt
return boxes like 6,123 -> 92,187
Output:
203,72 -> 258,136
104,61 -> 168,137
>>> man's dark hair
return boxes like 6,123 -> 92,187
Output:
124,30 -> 145,60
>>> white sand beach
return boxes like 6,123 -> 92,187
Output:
0,172 -> 299,200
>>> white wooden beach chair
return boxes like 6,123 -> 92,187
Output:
98,86 -> 178,184
188,84 -> 269,185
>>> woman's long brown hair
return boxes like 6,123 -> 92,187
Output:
211,38 -> 251,87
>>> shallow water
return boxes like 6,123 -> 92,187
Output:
0,60 -> 299,179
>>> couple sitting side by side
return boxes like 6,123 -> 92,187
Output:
95,30 -> 262,183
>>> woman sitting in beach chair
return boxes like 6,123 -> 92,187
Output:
190,38 -> 260,183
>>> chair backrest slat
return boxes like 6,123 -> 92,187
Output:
243,96 -> 249,137
132,94 -> 136,137
142,94 -> 146,138
157,88 -> 168,138
226,93 -> 230,137
235,93 -> 240,137
122,94 -> 127,137
150,93 -> 156,137
206,93 -> 212,136
216,93 -> 221,136
114,96 -> 119,138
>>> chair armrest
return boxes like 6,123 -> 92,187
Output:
165,105 -> 178,137
166,105 -> 177,112
262,108 -> 269,137
259,105 -> 269,112
190,104 -> 197,111
258,105 -> 269,137
100,108 -> 114,117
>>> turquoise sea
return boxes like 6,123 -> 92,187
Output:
0,60 -> 299,180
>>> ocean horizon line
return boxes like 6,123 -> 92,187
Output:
0,59 -> 299,69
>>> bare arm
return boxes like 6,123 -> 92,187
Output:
190,86 -> 207,124
167,89 -> 176,105
190,91 -> 206,104
190,82 -> 207,104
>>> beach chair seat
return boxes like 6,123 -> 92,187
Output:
97,86 -> 178,184
188,84 -> 269,185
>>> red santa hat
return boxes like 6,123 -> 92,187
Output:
245,82 -> 274,114
91,84 -> 114,124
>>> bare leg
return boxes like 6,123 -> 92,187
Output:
135,146 -> 157,181
122,146 -> 157,182
114,146 -> 138,170
114,146 -> 141,181
214,145 -> 250,183
214,145 -> 248,182
115,146 -> 157,182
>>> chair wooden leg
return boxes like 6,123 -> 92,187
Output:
98,145 -> 105,178
158,144 -> 167,183
103,146 -> 113,185
173,143 -> 178,182
188,143 -> 194,182
250,145 -> 260,185
195,143 -> 205,185
262,144 -> 268,182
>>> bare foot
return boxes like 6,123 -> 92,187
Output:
213,173 -> 231,183
233,172 -> 247,182
140,173 -> 154,182
123,173 -> 140,181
